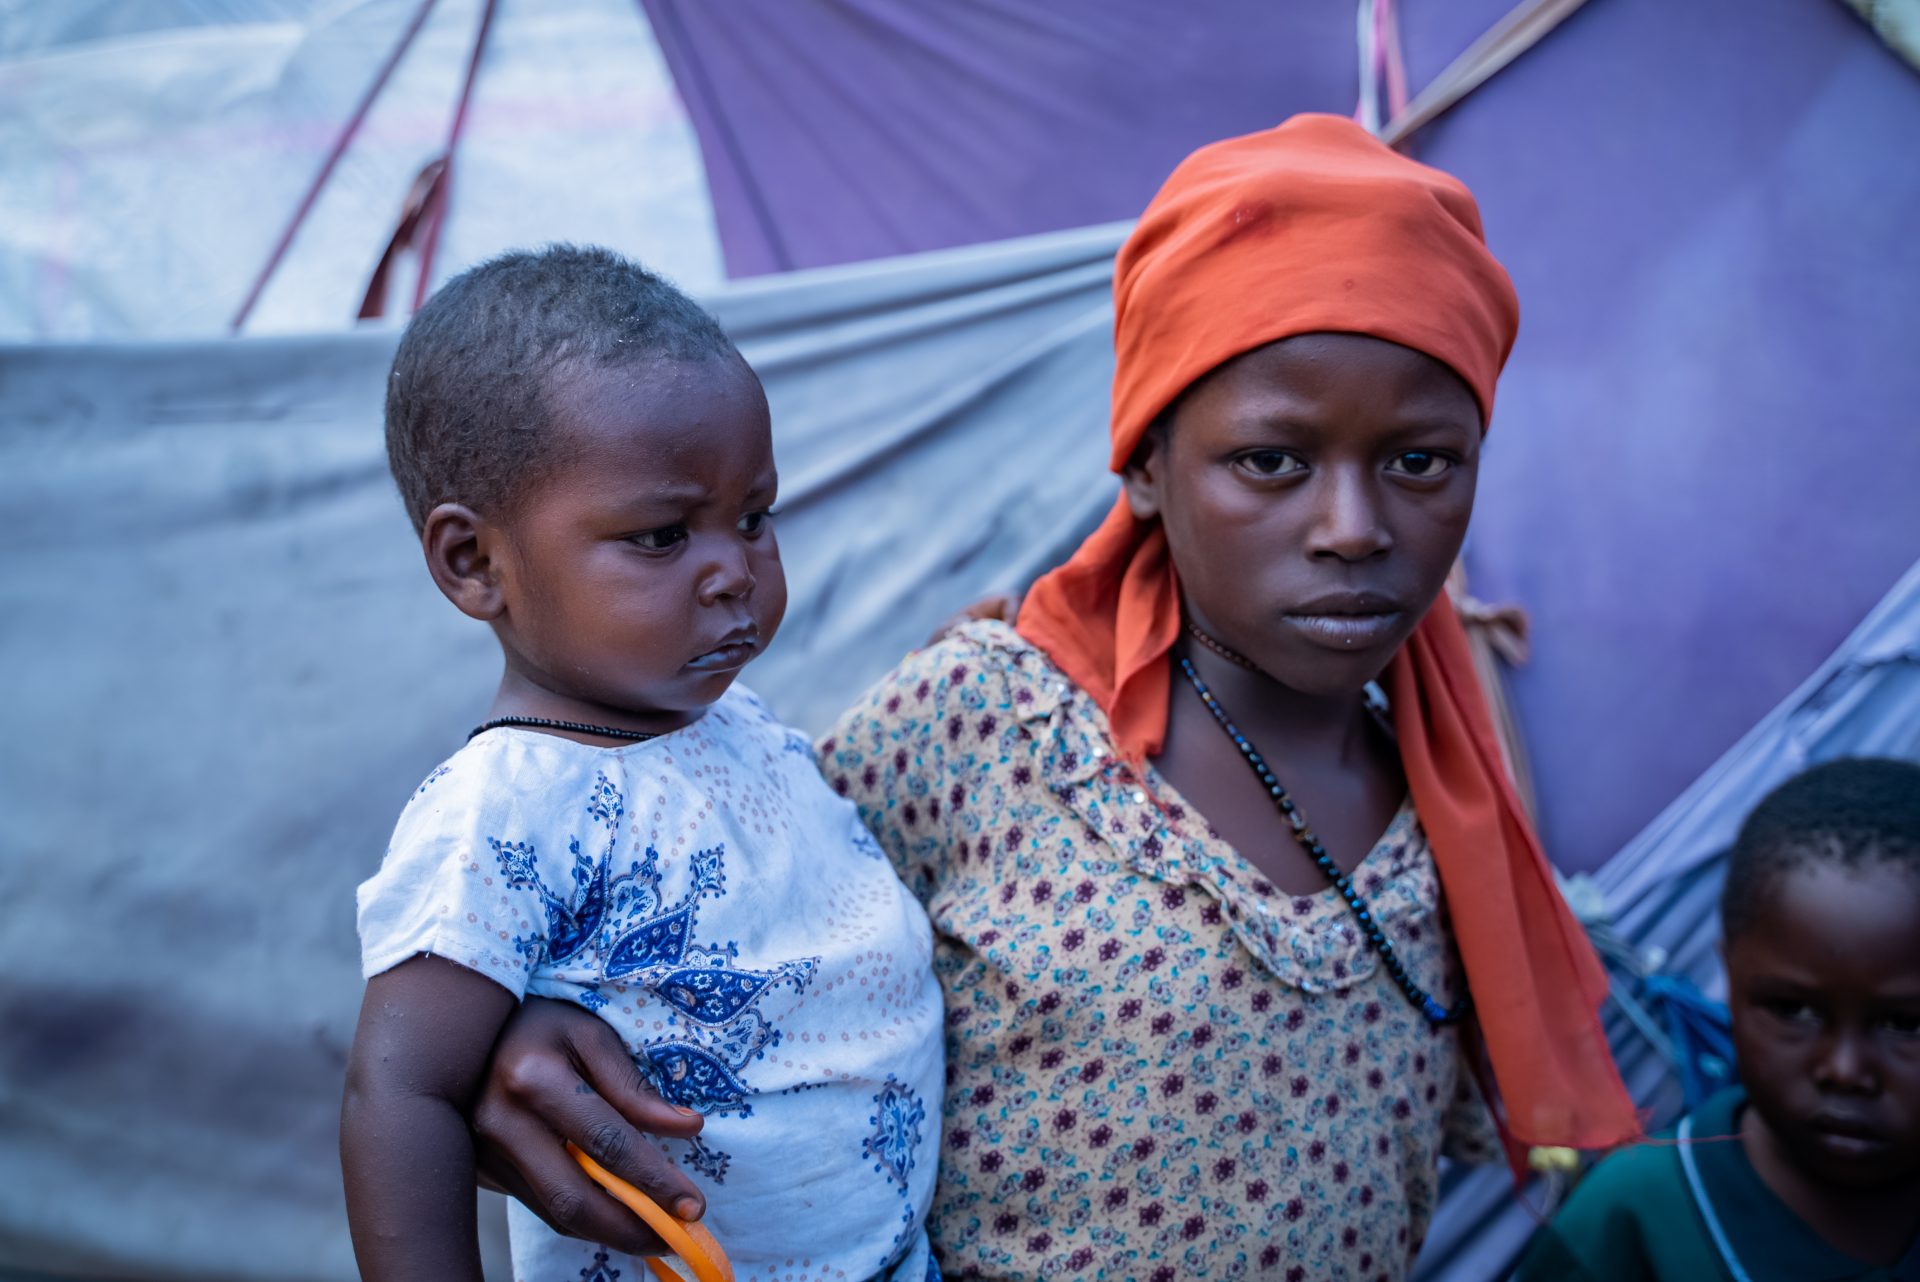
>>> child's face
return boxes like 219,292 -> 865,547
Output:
489,356 -> 786,725
1122,333 -> 1482,699
1726,859 -> 1920,1189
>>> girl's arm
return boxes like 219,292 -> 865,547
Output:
342,953 -> 518,1282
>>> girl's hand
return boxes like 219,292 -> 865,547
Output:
471,996 -> 708,1255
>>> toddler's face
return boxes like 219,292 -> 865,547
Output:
1726,859 -> 1920,1189
490,356 -> 787,725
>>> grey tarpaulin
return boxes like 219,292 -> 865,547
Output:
1409,555 -> 1920,1282
0,224 -> 1119,1280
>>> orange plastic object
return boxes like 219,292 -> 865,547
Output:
565,1142 -> 733,1282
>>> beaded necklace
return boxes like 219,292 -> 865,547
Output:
468,715 -> 659,743
1174,647 -> 1468,1026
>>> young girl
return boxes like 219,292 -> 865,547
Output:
463,117 -> 1638,1280
341,246 -> 944,1282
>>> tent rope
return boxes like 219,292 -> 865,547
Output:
358,0 -> 497,320
1380,0 -> 1593,147
411,0 -> 498,313
228,0 -> 442,332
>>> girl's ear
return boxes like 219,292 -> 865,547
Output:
1120,424 -> 1167,522
422,503 -> 507,622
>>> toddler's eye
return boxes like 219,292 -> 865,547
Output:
738,509 -> 776,536
1386,451 -> 1453,478
1236,451 -> 1305,478
627,525 -> 687,552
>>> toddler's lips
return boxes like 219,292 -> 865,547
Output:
686,634 -> 759,672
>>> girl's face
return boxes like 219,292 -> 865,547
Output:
1123,332 -> 1481,698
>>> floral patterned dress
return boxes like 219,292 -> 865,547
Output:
821,622 -> 1495,1282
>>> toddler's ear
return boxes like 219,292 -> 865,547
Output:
422,503 -> 506,622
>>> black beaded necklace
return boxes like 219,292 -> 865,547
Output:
1175,650 -> 1468,1027
468,716 -> 659,743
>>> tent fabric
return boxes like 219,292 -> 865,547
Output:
1409,554 -> 1920,1282
637,0 -> 1363,279
0,0 -> 725,339
639,0 -> 1920,877
1842,0 -> 1920,70
8,0 -> 1920,871
0,222 -> 1120,1281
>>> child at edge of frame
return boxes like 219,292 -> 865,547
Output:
339,245 -> 945,1282
1513,757 -> 1920,1282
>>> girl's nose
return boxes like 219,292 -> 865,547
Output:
1306,466 -> 1393,563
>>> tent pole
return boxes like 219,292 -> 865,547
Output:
228,0 -> 442,333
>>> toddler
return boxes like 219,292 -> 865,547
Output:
341,246 -> 944,1282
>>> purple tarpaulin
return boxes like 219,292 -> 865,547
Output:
643,0 -> 1920,871
640,0 -> 1362,277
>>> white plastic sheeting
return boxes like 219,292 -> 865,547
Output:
0,0 -> 723,340
0,221 -> 1118,1280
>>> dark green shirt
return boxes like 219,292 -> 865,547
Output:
1513,1088 -> 1920,1282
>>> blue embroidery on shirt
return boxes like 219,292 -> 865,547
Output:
604,903 -> 697,975
577,1251 -> 621,1281
487,774 -> 819,1120
865,1076 -> 926,1191
655,954 -> 814,1025
648,1042 -> 758,1116
865,1076 -> 927,1263
850,825 -> 888,861
681,1134 -> 732,1184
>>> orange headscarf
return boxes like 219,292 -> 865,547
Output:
1018,114 -> 1637,1156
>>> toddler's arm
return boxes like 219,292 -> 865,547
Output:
342,953 -> 518,1282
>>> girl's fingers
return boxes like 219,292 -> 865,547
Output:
566,1014 -> 707,1145
473,1108 -> 674,1258
484,1011 -> 706,1221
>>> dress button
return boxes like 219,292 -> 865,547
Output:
1131,790 -> 1146,804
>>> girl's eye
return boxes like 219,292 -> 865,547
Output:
1237,451 -> 1305,477
627,525 -> 687,552
738,509 -> 776,537
1386,451 -> 1454,478
1883,1012 -> 1920,1037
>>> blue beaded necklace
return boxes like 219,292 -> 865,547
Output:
1175,649 -> 1469,1027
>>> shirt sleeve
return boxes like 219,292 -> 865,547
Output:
355,754 -> 554,998
815,633 -> 985,904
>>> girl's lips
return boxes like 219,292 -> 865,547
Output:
1281,611 -> 1405,649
